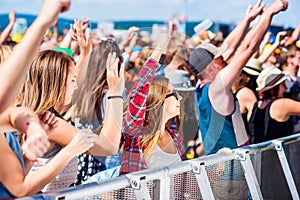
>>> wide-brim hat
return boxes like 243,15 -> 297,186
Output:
165,70 -> 196,92
189,42 -> 227,75
243,58 -> 262,76
256,66 -> 288,93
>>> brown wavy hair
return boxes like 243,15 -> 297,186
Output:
74,39 -> 122,126
22,50 -> 75,113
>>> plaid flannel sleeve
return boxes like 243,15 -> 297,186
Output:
122,58 -> 159,137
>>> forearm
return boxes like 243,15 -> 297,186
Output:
258,41 -> 279,63
9,107 -> 40,133
222,17 -> 252,61
285,23 -> 300,46
0,21 -> 14,45
239,10 -> 274,59
0,20 -> 49,113
60,31 -> 72,48
22,147 -> 74,196
91,96 -> 123,155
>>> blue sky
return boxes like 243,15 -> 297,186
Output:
0,0 -> 299,28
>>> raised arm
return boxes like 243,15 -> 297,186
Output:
211,0 -> 288,115
0,10 -> 16,45
284,22 -> 300,47
0,0 -> 71,113
258,31 -> 287,63
122,31 -> 171,136
70,19 -> 92,106
90,52 -> 125,155
222,0 -> 265,62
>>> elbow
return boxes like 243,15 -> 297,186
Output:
10,187 -> 33,198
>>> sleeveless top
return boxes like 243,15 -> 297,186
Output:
195,84 -> 237,155
146,144 -> 181,169
0,132 -> 25,198
249,100 -> 293,144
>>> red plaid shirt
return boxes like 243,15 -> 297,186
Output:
120,58 -> 185,175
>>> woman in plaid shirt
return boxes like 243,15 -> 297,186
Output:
120,31 -> 186,174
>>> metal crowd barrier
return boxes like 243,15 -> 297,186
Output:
18,133 -> 300,200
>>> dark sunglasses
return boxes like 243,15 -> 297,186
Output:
166,90 -> 180,100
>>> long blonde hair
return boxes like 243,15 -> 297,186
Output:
0,45 -> 12,64
22,50 -> 75,113
141,76 -> 170,156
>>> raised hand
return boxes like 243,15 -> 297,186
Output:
246,0 -> 265,21
275,31 -> 287,45
36,0 -> 71,28
8,10 -> 16,24
70,19 -> 92,56
106,52 -> 125,96
22,121 -> 50,161
64,129 -> 95,156
268,0 -> 288,15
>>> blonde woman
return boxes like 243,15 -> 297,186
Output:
121,31 -> 186,174
21,47 -> 124,191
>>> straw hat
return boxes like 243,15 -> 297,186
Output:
256,67 -> 288,93
243,58 -> 262,76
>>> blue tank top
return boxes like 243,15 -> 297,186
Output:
195,84 -> 237,155
0,131 -> 25,198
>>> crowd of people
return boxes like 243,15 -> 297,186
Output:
0,0 -> 299,198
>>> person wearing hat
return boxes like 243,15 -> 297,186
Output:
232,58 -> 262,136
248,66 -> 299,143
188,0 -> 288,155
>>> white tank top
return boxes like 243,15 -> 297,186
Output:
146,144 -> 181,169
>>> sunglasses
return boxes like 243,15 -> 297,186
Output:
166,90 -> 180,100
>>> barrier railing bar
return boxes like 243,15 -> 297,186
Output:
190,161 -> 215,200
273,140 -> 300,200
126,174 -> 151,200
158,176 -> 170,200
236,149 -> 263,200
17,133 -> 300,200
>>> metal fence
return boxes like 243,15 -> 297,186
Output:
18,133 -> 300,200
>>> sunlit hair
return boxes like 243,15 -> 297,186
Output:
0,45 -> 12,64
22,50 -> 75,113
141,76 -> 170,156
74,39 -> 122,126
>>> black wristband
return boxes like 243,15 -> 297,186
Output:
107,95 -> 123,100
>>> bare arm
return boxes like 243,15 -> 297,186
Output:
222,0 -> 265,62
0,128 -> 94,197
0,107 -> 50,161
0,10 -> 16,45
271,98 -> 300,122
0,0 -> 71,113
258,31 -> 287,63
210,0 -> 288,115
284,22 -> 300,46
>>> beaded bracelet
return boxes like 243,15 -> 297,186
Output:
24,121 -> 31,132
107,95 -> 123,100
